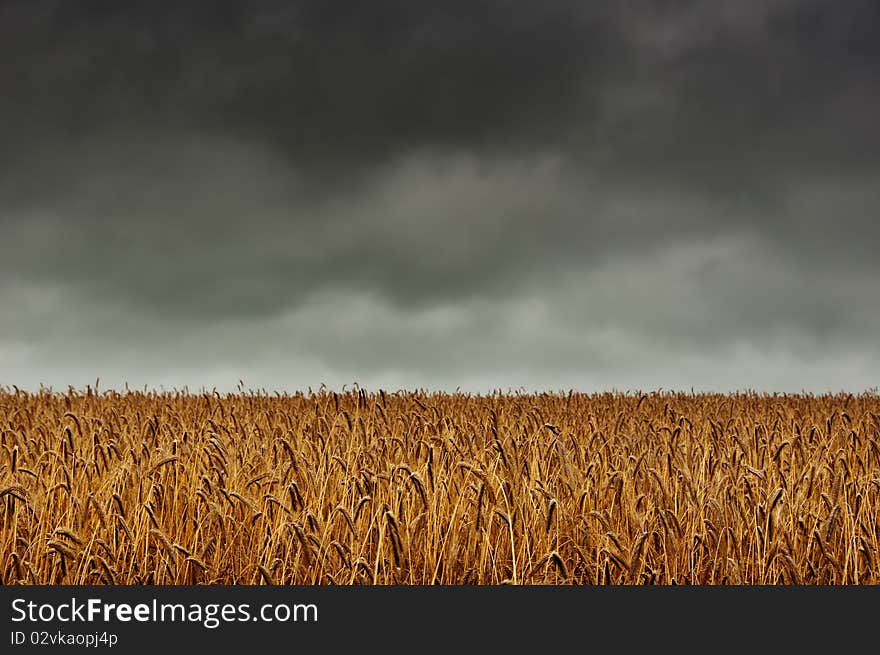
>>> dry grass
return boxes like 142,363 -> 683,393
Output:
1,387 -> 879,584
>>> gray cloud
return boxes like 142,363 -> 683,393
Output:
1,1 -> 878,392
0,1 -> 610,174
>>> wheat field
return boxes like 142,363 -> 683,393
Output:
1,387 -> 878,584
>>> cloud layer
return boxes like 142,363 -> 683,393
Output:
1,1 -> 878,392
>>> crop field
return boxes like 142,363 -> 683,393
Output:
1,388 -> 879,585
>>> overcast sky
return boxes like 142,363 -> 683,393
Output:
1,1 -> 878,394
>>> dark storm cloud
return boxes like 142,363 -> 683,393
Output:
7,1 -> 877,182
0,1 -> 610,172
1,0 -> 879,392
